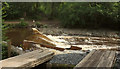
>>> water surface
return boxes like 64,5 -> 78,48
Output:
6,28 -> 32,46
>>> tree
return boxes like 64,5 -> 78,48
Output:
58,2 -> 119,29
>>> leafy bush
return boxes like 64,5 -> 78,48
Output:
4,18 -> 29,28
2,43 -> 18,59
35,22 -> 48,28
58,3 -> 119,29
3,2 -> 120,30
7,24 -> 16,28
2,3 -> 18,60
16,22 -> 28,27
2,43 -> 8,59
18,18 -> 28,27
2,2 -> 9,41
35,22 -> 43,28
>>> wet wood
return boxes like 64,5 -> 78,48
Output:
26,28 -> 56,47
40,44 -> 65,51
1,49 -> 54,69
23,40 -> 39,50
74,50 -> 116,69
26,34 -> 56,46
23,40 -> 65,51
74,50 -> 96,67
32,28 -> 53,41
70,46 -> 82,50
97,50 -> 116,67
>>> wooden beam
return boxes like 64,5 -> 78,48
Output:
74,50 -> 116,69
32,28 -> 53,41
1,49 -> 54,69
74,50 -> 96,68
40,44 -> 65,51
70,46 -> 82,50
26,28 -> 56,47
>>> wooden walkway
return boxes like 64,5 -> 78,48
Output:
74,50 -> 116,69
0,49 -> 54,69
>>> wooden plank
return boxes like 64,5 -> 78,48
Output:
40,44 -> 65,51
1,49 -> 54,69
26,28 -> 71,49
25,28 -> 57,47
84,50 -> 105,67
32,28 -> 53,41
74,50 -> 96,68
106,51 -> 116,67
74,50 -> 116,69
97,50 -> 111,67
26,34 -> 56,47
22,40 -> 65,51
70,46 -> 82,50
86,50 -> 116,67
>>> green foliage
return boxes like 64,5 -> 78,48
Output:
2,2 -> 9,41
4,18 -> 28,28
3,2 -> 120,30
4,2 -> 34,19
35,22 -> 43,28
2,2 -> 18,60
2,43 -> 18,59
4,2 -> 61,20
58,3 -> 119,29
35,22 -> 48,28
2,23 -> 8,41
2,43 -> 8,59
15,23 -> 28,28
2,2 -> 25,59
18,18 -> 28,27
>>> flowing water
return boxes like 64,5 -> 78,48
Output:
4,28 -> 120,68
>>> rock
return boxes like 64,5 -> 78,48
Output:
49,53 -> 86,65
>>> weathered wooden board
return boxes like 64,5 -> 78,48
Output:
22,40 -> 65,51
32,28 -> 53,41
1,49 -> 54,69
74,50 -> 116,69
26,28 -> 71,49
26,28 -> 57,47
40,44 -> 65,51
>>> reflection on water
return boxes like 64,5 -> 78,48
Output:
6,28 -> 33,46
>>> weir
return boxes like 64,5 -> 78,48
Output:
1,28 -> 119,69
